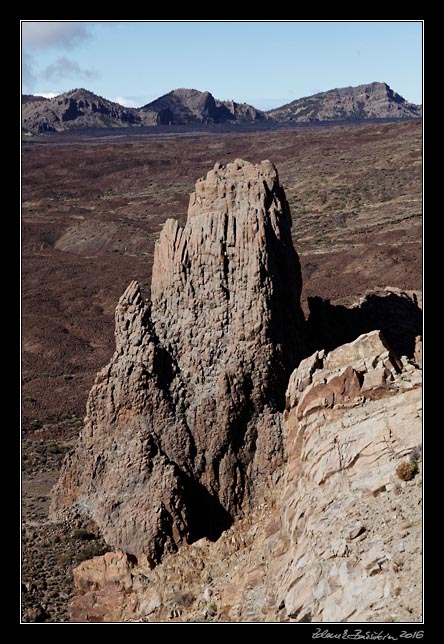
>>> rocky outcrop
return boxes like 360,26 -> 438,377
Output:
22,87 -> 266,133
22,82 -> 421,133
267,82 -> 422,122
69,330 -> 422,622
50,157 -> 422,622
141,88 -> 265,124
50,159 -> 305,561
215,98 -> 265,122
265,331 -> 422,622
22,89 -> 143,133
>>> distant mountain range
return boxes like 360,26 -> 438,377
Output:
21,82 -> 421,134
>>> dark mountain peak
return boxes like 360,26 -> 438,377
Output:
22,88 -> 141,133
141,87 -> 264,125
54,88 -> 116,106
63,87 -> 96,97
171,87 -> 209,97
141,87 -> 213,110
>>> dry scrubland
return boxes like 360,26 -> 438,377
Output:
21,120 -> 422,621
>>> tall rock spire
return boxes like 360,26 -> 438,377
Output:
51,159 -> 305,561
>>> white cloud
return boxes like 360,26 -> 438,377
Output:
33,91 -> 60,99
22,22 -> 95,93
43,56 -> 97,82
114,96 -> 139,108
22,22 -> 91,50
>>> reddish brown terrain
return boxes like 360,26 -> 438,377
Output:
21,119 -> 422,621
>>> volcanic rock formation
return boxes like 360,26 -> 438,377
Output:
21,88 -> 142,133
22,82 -> 421,133
50,159 -> 305,561
22,88 -> 265,133
141,88 -> 265,125
267,82 -> 422,122
69,329 -> 422,622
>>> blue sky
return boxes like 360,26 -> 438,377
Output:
21,21 -> 423,109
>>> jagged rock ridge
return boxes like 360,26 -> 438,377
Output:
141,88 -> 265,124
267,82 -> 422,122
22,88 -> 264,133
21,88 -> 143,133
22,82 -> 421,134
50,159 -> 305,561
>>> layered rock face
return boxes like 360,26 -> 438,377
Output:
50,159 -> 305,560
273,331 -> 422,622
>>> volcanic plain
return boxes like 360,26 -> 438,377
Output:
21,119 -> 422,621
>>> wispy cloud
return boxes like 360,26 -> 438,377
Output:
21,22 -> 97,94
22,22 -> 91,50
114,96 -> 139,108
43,57 -> 97,82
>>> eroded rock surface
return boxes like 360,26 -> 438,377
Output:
69,331 -> 422,622
50,159 -> 305,560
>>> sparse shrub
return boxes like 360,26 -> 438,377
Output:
176,592 -> 195,608
208,603 -> 217,613
57,552 -> 72,565
63,374 -> 74,380
72,528 -> 94,541
396,460 -> 418,481
74,542 -> 107,564
47,443 -> 62,454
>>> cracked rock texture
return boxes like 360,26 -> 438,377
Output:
69,330 -> 422,622
50,159 -> 305,561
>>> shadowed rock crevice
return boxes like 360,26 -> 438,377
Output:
180,473 -> 233,543
152,345 -> 177,393
305,289 -> 422,360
